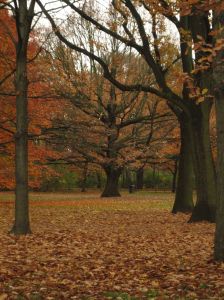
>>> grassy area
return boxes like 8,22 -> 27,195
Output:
0,190 -> 174,213
0,189 -> 173,202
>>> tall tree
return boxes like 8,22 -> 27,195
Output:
38,0 -> 209,218
213,6 -> 224,261
0,1 -> 36,234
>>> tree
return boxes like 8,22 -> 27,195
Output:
41,32 -> 174,197
37,0 -> 201,217
0,2 -> 37,233
213,6 -> 224,261
0,2 -> 60,233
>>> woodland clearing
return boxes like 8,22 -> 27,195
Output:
0,191 -> 222,300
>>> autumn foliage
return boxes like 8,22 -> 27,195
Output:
0,9 -> 60,190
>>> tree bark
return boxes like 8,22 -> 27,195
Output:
172,115 -> 194,213
136,167 -> 144,190
187,6 -> 217,223
171,159 -> 178,193
189,102 -> 217,222
81,162 -> 88,192
101,166 -> 122,197
10,1 -> 35,234
214,10 -> 224,261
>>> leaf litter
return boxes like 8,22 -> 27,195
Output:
0,192 -> 222,299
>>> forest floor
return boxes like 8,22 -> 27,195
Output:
0,191 -> 222,300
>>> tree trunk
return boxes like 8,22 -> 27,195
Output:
214,82 -> 224,260
136,167 -> 144,190
189,102 -> 217,222
101,166 -> 122,197
171,159 -> 178,193
187,7 -> 217,223
121,168 -> 131,188
213,10 -> 224,261
81,162 -> 88,192
96,172 -> 102,189
11,1 -> 34,234
172,116 -> 194,213
151,164 -> 156,188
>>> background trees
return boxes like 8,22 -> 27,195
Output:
41,19 -> 176,197
1,0 -> 224,262
38,0 -> 204,218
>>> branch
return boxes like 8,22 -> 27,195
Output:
37,0 -> 190,116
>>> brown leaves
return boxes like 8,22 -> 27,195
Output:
0,192 -> 221,299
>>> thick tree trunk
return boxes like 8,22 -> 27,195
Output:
186,6 -> 217,223
189,102 -> 217,222
214,10 -> 224,261
214,84 -> 224,260
136,167 -> 144,190
172,116 -> 194,213
171,159 -> 178,193
11,1 -> 34,234
101,166 -> 122,197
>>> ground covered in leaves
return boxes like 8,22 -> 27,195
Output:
0,191 -> 222,299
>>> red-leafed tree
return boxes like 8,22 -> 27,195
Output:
0,2 -> 62,234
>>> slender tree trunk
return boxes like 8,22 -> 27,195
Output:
121,168 -> 131,188
189,102 -> 217,222
11,1 -> 34,234
101,166 -> 122,197
172,116 -> 194,213
136,167 -> 144,190
214,10 -> 224,261
121,171 -> 126,188
152,164 -> 156,188
81,162 -> 88,192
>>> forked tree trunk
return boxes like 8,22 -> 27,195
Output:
101,166 -> 122,197
136,167 -> 144,190
189,102 -> 217,222
11,1 -> 34,234
172,116 -> 194,213
214,10 -> 224,261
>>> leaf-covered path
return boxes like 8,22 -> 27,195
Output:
0,192 -> 222,299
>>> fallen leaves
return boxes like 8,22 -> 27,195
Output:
0,191 -> 222,299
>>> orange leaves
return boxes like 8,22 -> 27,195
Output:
0,7 -> 64,190
0,191 -> 221,299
